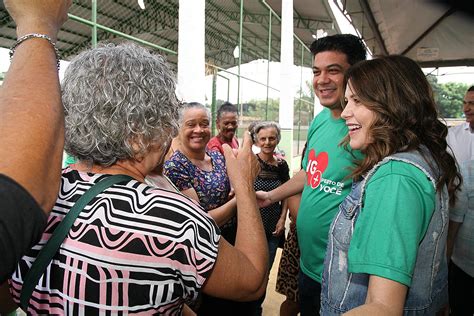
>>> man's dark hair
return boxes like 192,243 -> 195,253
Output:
468,86 -> 474,92
216,102 -> 238,119
310,34 -> 366,66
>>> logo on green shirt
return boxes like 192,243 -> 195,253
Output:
306,148 -> 328,188
306,148 -> 344,195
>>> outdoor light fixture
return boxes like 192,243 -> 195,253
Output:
137,0 -> 145,10
316,29 -> 328,39
233,45 -> 240,59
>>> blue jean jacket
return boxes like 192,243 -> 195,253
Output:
321,149 -> 449,315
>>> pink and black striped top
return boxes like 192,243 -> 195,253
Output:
10,168 -> 220,315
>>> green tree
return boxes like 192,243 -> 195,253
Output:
245,97 -> 280,121
437,82 -> 467,118
295,80 -> 315,124
427,75 -> 467,118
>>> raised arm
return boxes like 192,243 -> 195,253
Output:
202,132 -> 268,300
0,0 -> 71,284
0,0 -> 71,212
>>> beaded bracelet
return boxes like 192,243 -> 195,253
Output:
9,33 -> 61,71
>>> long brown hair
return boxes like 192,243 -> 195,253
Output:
342,55 -> 461,205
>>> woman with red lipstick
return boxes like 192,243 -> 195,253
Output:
320,55 -> 461,315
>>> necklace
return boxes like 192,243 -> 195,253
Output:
257,153 -> 276,165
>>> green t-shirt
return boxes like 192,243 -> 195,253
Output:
63,154 -> 76,167
348,160 -> 435,286
297,108 -> 360,283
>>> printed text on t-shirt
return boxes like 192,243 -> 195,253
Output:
306,148 -> 344,195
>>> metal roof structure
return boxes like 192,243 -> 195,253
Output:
0,0 -> 340,71
339,0 -> 474,67
0,1 -> 471,69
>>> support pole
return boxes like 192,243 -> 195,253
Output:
177,0 -> 206,103
91,0 -> 97,47
280,0 -> 294,165
265,10 -> 272,120
237,0 -> 244,123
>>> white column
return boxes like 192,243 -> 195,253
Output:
177,0 -> 205,103
280,0 -> 294,161
314,95 -> 323,117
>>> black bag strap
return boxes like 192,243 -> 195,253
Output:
20,174 -> 133,310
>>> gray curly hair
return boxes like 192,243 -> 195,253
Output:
178,102 -> 211,126
62,42 -> 181,166
252,121 -> 281,143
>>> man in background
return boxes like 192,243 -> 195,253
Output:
447,86 -> 474,164
447,159 -> 474,315
446,86 -> 474,315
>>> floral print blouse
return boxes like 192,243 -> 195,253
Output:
164,150 -> 231,212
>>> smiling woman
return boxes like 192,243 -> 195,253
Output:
341,82 -> 376,150
321,55 -> 462,315
207,102 -> 240,155
253,121 -> 288,268
164,102 -> 236,232
164,102 -> 262,314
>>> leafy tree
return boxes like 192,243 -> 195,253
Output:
427,75 -> 467,118
437,82 -> 467,118
295,80 -> 315,124
244,98 -> 280,121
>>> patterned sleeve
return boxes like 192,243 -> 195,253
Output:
164,154 -> 193,191
8,172 -> 221,314
159,191 -> 221,298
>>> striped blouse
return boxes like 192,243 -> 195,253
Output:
9,168 -> 220,315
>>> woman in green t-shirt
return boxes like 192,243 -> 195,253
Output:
320,55 -> 461,315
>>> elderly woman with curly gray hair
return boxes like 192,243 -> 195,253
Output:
2,42 -> 268,315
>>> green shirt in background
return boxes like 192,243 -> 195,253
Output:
348,160 -> 435,286
297,108 -> 360,283
63,154 -> 76,167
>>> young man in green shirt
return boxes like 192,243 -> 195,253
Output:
256,34 -> 366,315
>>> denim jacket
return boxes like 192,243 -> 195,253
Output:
321,149 -> 449,315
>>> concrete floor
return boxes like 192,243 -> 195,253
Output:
262,248 -> 287,316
